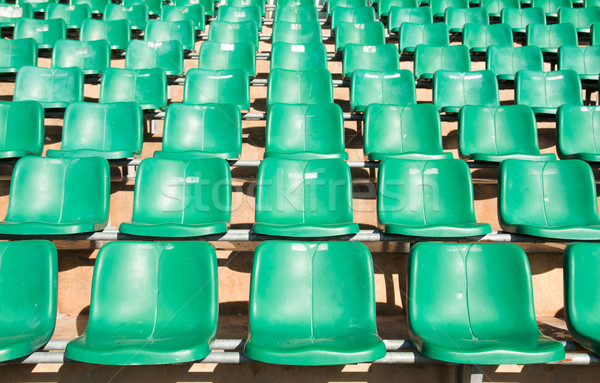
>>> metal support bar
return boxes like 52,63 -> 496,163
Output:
470,365 -> 484,383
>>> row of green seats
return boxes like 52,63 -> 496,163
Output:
14,0 -> 221,16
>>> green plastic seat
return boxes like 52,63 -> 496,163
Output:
46,102 -> 142,159
145,20 -> 195,51
388,7 -> 433,33
499,159 -> 600,239
80,19 -> 131,50
45,3 -> 91,29
225,0 -> 265,17
445,7 -> 489,33
17,0 -> 57,13
0,156 -> 109,235
125,40 -> 184,76
99,68 -> 167,110
463,23 -> 513,52
531,0 -> 571,17
161,4 -> 205,31
0,240 -> 57,362
244,241 -> 386,365
51,39 -> 110,75
14,66 -> 83,109
265,103 -> 347,159
154,103 -> 242,159
350,69 -> 416,112
327,0 -> 368,16
208,20 -> 259,51
272,21 -> 322,45
364,103 -> 452,160
459,105 -> 555,162
277,0 -> 316,6
399,22 -> 449,53
558,46 -> 600,81
71,0 -> 108,14
198,41 -> 256,77
430,0 -> 468,17
184,68 -> 251,111
0,101 -> 44,159
501,7 -> 545,33
274,5 -> 318,23
123,0 -> 162,15
267,69 -> 333,107
342,43 -> 399,79
335,21 -> 385,52
408,242 -> 565,364
557,105 -> 600,162
270,42 -> 328,71
486,45 -> 544,81
378,0 -> 417,18
103,4 -> 148,30
414,44 -> 470,79
119,158 -> 231,237
219,5 -> 262,31
481,0 -> 520,18
0,38 -> 37,74
515,69 -> 582,114
66,241 -> 218,364
0,4 -> 33,27
559,6 -> 600,33
174,0 -> 214,17
331,6 -> 376,31
526,23 -> 578,53
594,22 -> 600,44
14,18 -> 66,49
254,158 -> 359,237
378,159 -> 491,237
433,70 -> 499,113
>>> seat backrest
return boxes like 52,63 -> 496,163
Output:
160,4 -> 206,30
399,22 -> 449,52
593,22 -> 600,44
531,0 -> 572,14
414,44 -> 471,79
0,38 -> 37,71
515,69 -> 582,110
80,19 -> 131,49
52,39 -> 111,74
335,21 -> 385,51
175,0 -> 214,16
274,5 -> 319,23
486,45 -> 544,77
331,6 -> 376,30
14,66 -> 84,108
184,68 -> 251,110
350,69 -> 416,112
145,19 -> 195,50
343,43 -> 399,78
481,0 -> 520,17
208,20 -> 259,51
463,23 -> 513,50
99,68 -> 167,110
430,0 -> 469,16
125,39 -> 184,76
558,46 -> 600,76
327,0 -> 369,16
45,3 -> 91,28
0,4 -> 33,26
72,0 -> 109,14
267,68 -> 333,106
14,18 -> 66,49
526,23 -> 578,50
0,100 -> 44,156
123,0 -> 162,14
270,42 -> 328,71
388,7 -> 433,33
277,0 -> 316,6
559,6 -> 600,29
433,70 -> 499,111
557,105 -> 600,158
103,3 -> 149,30
219,5 -> 263,26
272,21 -> 322,45
445,7 -> 489,30
378,0 -> 418,18
501,7 -> 546,31
198,41 -> 256,77
225,0 -> 265,16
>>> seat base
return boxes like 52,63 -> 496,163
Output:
380,222 -> 492,238
153,150 -> 238,160
500,223 -> 600,240
0,221 -> 106,235
0,150 -> 38,159
264,151 -> 349,160
119,222 -> 228,238
252,223 -> 359,238
0,334 -> 53,363
466,153 -> 557,162
559,153 -> 600,163
368,152 -> 453,161
46,149 -> 137,160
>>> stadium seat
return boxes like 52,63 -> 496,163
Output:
123,0 -> 162,15
350,69 -> 416,112
198,41 -> 256,77
433,70 -> 499,113
0,38 -> 37,74
531,0 -> 572,17
71,0 -> 107,14
388,7 -> 433,33
160,5 -> 205,31
399,22 -> 449,53
45,3 -> 90,29
501,7 -> 545,33
66,241 -> 218,364
14,66 -> 83,109
219,5 -> 262,31
557,105 -> 600,162
486,45 -> 544,81
125,40 -> 184,76
265,103 -> 347,159
526,23 -> 578,53
119,158 -> 231,237
0,156 -> 109,235
515,70 -> 582,114
277,0 -> 316,6
154,103 -> 242,160
378,0 -> 418,18
253,158 -> 359,237
208,20 -> 259,51
14,18 -> 66,49
459,105 -> 555,161
103,3 -> 148,30
335,21 -> 385,52
364,103 -> 452,160
331,6 -> 376,31
559,6 -> 600,32
244,241 -> 386,365
558,46 -> 600,80
0,101 -> 44,159
270,42 -> 328,71
80,19 -> 131,50
327,0 -> 368,16
274,5 -> 318,24
267,69 -> 333,107
594,22 -> 600,44
481,0 -> 520,18
174,0 -> 213,17
0,240 -> 57,362
463,23 -> 513,52
430,0 -> 469,17
414,44 -> 471,79
342,44 -> 399,79
46,102 -> 142,159
445,7 -> 489,33
184,68 -> 251,111
499,159 -> 600,239
17,0 -> 57,13
378,159 -> 491,237
145,19 -> 195,51
0,4 -> 33,28
272,21 -> 322,45
408,242 -> 565,364
99,68 -> 167,110
225,0 -> 265,17
52,39 -> 110,75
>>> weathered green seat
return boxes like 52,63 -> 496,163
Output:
244,241 -> 386,365
0,240 -> 57,362
0,38 -> 37,74
265,103 -> 347,159
45,3 -> 90,29
253,158 -> 359,237
557,105 -> 600,162
225,0 -> 265,17
481,0 -> 520,18
378,159 -> 491,237
52,39 -> 110,75
160,4 -> 205,31
499,159 -> 600,239
343,43 -> 399,78
125,40 -> 184,76
270,42 -> 328,71
103,4 -> 148,30
445,7 -> 489,33
119,158 -> 231,237
433,70 -> 499,113
430,0 -> 468,17
331,6 -> 376,31
335,21 -> 385,52
327,0 -> 368,16
364,104 -> 451,160
0,101 -> 44,159
174,0 -> 214,17
531,0 -> 571,17
267,68 -> 333,107
219,5 -> 262,31
17,0 -> 57,13
66,241 -> 218,364
145,19 -> 195,51
526,23 -> 578,53
486,45 -> 544,81
154,103 -> 241,159
378,0 -> 417,18
463,23 -> 513,52
399,22 -> 448,52
272,21 -> 322,45
408,242 -> 565,364
14,18 -> 66,49
350,69 -> 416,112
99,68 -> 167,110
123,0 -> 162,15
46,102 -> 142,159
274,5 -> 318,24
414,44 -> 470,79
198,41 -> 256,77
71,0 -> 108,14
184,68 -> 251,111
0,4 -> 33,27
14,66 -> 83,109
559,6 -> 600,33
558,46 -> 600,80
388,7 -> 433,33
0,156 -> 109,235
459,105 -> 555,162
501,7 -> 545,33
208,20 -> 259,51
515,69 -> 582,114
80,19 -> 131,50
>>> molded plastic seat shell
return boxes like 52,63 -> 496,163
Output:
125,40 -> 184,76
501,7 -> 545,33
198,41 -> 256,77
378,0 -> 418,18
388,7 -> 433,34
433,70 -> 499,113
267,69 -> 333,107
399,22 -> 449,53
0,4 -> 33,28
481,0 -> 520,18
557,46 -> 600,80
45,3 -> 91,29
272,21 -> 322,45
342,43 -> 399,79
526,23 -> 578,53
531,0 -> 572,17
219,5 -> 262,31
327,0 -> 369,16
486,45 -> 544,81
445,7 -> 489,33
593,22 -> 600,44
414,44 -> 471,79
160,4 -> 205,31
0,101 -> 44,159
430,0 -> 469,17
80,19 -> 131,50
335,21 -> 385,52
270,42 -> 328,71
72,0 -> 108,14
557,105 -> 600,162
145,19 -> 195,51
559,6 -> 600,32
0,38 -> 37,74
463,23 -> 513,52
225,0 -> 265,17
184,68 -> 251,111
350,69 -> 416,112
208,20 -> 259,51
14,18 -> 66,49
331,6 -> 376,31
123,0 -> 162,15
52,39 -> 110,75
174,0 -> 213,17
99,68 -> 167,110
274,5 -> 319,24
103,4 -> 148,30
515,69 -> 582,114
17,0 -> 57,13
14,66 -> 84,109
